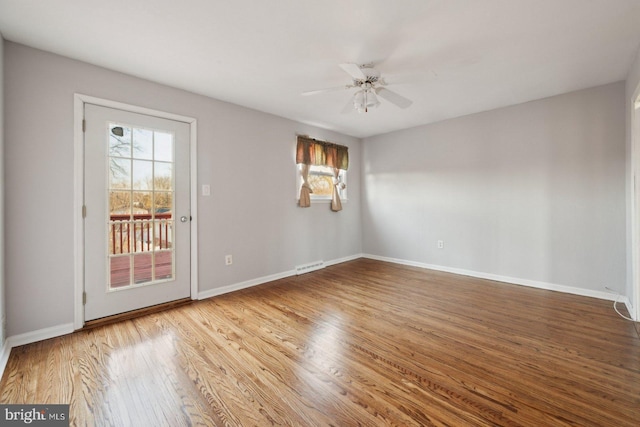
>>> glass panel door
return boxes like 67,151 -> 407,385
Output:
108,124 -> 175,289
84,103 -> 191,322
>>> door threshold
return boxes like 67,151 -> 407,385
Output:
83,298 -> 193,329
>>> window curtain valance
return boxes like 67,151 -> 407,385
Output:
295,136 -> 348,211
295,136 -> 349,170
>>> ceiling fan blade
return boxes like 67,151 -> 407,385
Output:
376,87 -> 413,109
339,63 -> 366,80
302,86 -> 349,96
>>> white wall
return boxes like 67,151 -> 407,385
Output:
3,42 -> 362,337
362,83 -> 626,295
625,45 -> 640,319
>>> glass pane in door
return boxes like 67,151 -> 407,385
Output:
107,123 -> 175,290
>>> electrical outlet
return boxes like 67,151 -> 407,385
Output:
225,255 -> 233,265
437,240 -> 444,249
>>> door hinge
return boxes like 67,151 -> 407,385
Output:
83,292 -> 87,305
82,119 -> 86,132
82,205 -> 87,218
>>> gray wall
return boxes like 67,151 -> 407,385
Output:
625,45 -> 640,317
3,42 -> 362,337
2,39 -> 633,338
362,83 -> 626,294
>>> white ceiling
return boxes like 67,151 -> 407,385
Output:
1,0 -> 639,138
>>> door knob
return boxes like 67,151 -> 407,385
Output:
180,216 -> 189,223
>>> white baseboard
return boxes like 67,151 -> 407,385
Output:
6,323 -> 75,348
198,253 -> 363,300
198,269 -> 296,300
362,253 -> 623,302
0,322 -> 75,382
200,252 -> 625,305
324,253 -> 363,267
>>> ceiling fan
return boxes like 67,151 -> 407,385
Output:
303,63 -> 413,113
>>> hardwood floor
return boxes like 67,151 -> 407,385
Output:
1,259 -> 639,426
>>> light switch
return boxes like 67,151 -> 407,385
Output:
202,184 -> 211,196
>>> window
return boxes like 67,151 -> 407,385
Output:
297,164 -> 347,202
295,135 -> 349,211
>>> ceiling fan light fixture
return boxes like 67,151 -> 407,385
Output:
366,90 -> 380,109
353,90 -> 366,113
304,63 -> 412,113
353,89 -> 380,113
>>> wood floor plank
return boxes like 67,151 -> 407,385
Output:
1,259 -> 638,426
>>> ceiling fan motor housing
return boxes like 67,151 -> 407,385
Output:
353,67 -> 381,86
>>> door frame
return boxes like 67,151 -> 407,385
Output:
631,85 -> 640,322
73,94 -> 198,330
